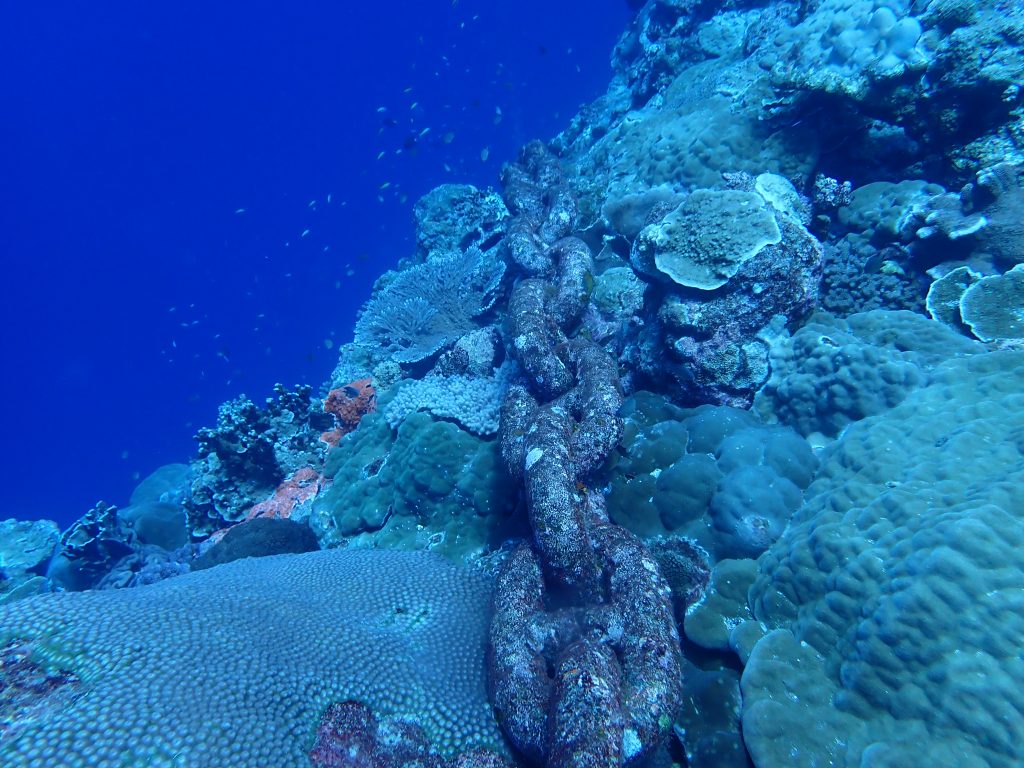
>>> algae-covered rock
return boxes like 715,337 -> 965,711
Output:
192,518 -> 319,571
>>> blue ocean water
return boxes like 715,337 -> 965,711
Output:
0,0 -> 630,527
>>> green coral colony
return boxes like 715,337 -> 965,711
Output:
3,1 -> 1024,767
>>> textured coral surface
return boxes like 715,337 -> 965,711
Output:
0,550 -> 503,767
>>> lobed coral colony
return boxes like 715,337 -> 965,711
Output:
4,1 -> 1024,766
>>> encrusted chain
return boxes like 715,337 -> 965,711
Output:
489,141 -> 682,767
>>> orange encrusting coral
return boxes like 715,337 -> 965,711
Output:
245,466 -> 326,522
320,378 -> 377,446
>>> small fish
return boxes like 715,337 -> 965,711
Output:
376,106 -> 387,113
410,101 -> 419,110
419,127 -> 431,136
377,151 -> 386,160
235,208 -> 246,214
380,182 -> 391,190
308,200 -> 316,207
327,193 -> 332,203
300,229 -> 310,238
403,86 -> 413,93
480,147 -> 490,162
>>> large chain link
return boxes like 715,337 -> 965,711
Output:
489,142 -> 682,767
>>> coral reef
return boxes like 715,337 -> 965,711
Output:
321,378 -> 377,447
46,502 -> 136,592
0,550 -> 505,766
243,466 -> 325,522
755,310 -> 981,439
385,360 -> 516,437
0,520 -> 59,604
354,247 -> 505,365
21,2 -> 1024,765
186,383 -> 332,538
744,350 -> 1024,768
959,264 -> 1024,340
414,184 -> 509,263
308,411 -> 522,560
309,700 -> 514,768
606,393 -> 817,560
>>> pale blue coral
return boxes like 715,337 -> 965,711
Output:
0,549 -> 504,767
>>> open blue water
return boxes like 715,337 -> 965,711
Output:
1,0 -> 629,526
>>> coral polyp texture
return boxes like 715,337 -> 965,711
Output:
0,550 -> 504,766
744,350 -> 1024,767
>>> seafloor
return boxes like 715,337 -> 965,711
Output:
2,1 -> 1024,766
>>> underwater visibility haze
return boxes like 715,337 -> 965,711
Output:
1,0 -> 630,526
2,0 -> 1024,767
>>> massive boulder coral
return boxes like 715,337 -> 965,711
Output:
0,549 -> 506,766
307,411 -> 521,560
742,349 -> 1024,768
755,309 -> 981,439
605,393 -> 818,561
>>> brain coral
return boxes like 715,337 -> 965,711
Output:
0,549 -> 504,767
743,350 -> 1024,768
